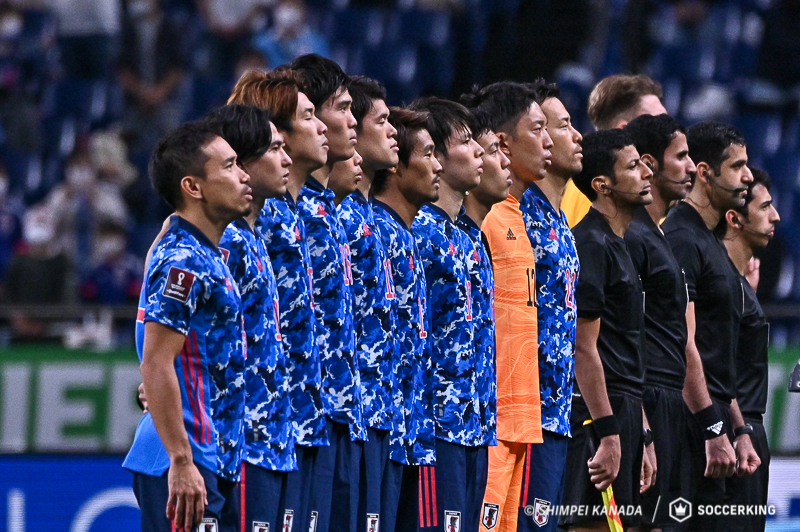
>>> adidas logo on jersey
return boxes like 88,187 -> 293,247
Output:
363,223 -> 372,236
317,204 -> 327,216
506,228 -> 516,240
294,226 -> 301,240
707,421 -> 723,435
447,242 -> 457,255
548,228 -> 558,241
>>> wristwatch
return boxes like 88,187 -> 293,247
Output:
643,428 -> 654,446
734,423 -> 754,438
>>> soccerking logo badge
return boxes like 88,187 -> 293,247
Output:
481,503 -> 500,530
532,498 -> 551,527
669,497 -> 692,523
444,510 -> 461,532
200,518 -> 218,532
253,522 -> 269,532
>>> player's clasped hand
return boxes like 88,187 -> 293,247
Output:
167,460 -> 207,532
704,434 -> 737,478
735,435 -> 761,476
588,434 -> 621,490
640,442 -> 657,493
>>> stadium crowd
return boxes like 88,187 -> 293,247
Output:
128,51 -> 778,532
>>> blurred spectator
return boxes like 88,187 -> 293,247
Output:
43,147 -> 129,271
251,0 -> 328,67
234,46 -> 270,81
118,0 -> 189,158
757,0 -> 800,89
196,0 -> 268,79
0,168 -> 22,292
80,222 -> 142,304
48,0 -> 120,79
89,128 -> 138,189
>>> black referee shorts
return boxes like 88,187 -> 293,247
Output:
640,384 -> 694,530
559,393 -> 643,528
723,415 -> 770,532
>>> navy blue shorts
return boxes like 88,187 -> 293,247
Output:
358,427 -> 404,532
132,462 -> 239,532
306,417 -> 362,532
515,431 -> 568,532
397,440 -> 488,532
242,461 -> 291,532
284,445 -> 319,532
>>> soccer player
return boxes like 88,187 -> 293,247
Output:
408,96 -> 486,532
562,74 -> 667,228
204,104 -> 297,531
516,81 -> 582,532
227,69 -> 330,530
463,81 -> 549,532
290,53 -> 365,532
662,121 -> 758,530
333,75 -> 405,532
329,151 -> 364,205
123,121 -> 250,532
371,107 -> 441,531
716,167 -> 779,532
622,113 -> 699,529
563,129 -> 653,531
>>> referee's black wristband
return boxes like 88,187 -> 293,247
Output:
592,415 -> 620,439
694,404 -> 725,440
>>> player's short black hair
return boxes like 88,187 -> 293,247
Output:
204,104 -> 273,164
526,79 -> 560,104
287,54 -> 350,110
624,113 -> 684,168
686,121 -> 746,175
149,120 -> 218,209
459,81 -> 538,136
349,76 -> 387,131
408,96 -> 473,158
573,129 -> 634,202
372,107 -> 429,195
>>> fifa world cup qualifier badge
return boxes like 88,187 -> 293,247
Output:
481,503 -> 500,530
444,510 -> 461,532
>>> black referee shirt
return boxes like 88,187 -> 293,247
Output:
625,207 -> 688,390
574,207 -> 645,398
662,201 -> 743,403
736,277 -> 769,416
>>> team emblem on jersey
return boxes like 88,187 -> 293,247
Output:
282,509 -> 294,532
444,511 -> 461,532
481,503 -> 499,530
163,267 -> 195,303
220,247 -> 230,263
199,518 -> 218,532
367,513 -> 380,532
308,511 -> 318,532
532,498 -> 551,527
253,521 -> 269,532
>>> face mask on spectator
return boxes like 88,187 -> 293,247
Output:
23,209 -> 54,246
94,235 -> 127,263
66,165 -> 95,192
0,13 -> 23,40
274,4 -> 304,37
128,0 -> 154,19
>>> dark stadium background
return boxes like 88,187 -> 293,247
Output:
1,0 -> 800,529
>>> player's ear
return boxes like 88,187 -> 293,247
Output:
725,209 -> 742,229
180,175 -> 204,201
495,131 -> 511,157
641,153 -> 658,173
695,161 -> 712,185
591,175 -> 610,196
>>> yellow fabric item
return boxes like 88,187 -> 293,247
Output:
562,180 -> 592,228
481,195 -> 542,444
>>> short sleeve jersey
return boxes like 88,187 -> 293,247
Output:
573,208 -> 645,398
257,194 -> 327,446
123,216 -> 246,481
482,195 -> 542,444
373,199 -> 434,465
220,219 -> 296,472
298,178 -> 363,438
662,201 -> 743,402
519,185 -> 579,437
736,277 -> 769,415
457,213 -> 497,446
413,203 -> 481,446
624,207 -> 688,391
339,191 -> 398,431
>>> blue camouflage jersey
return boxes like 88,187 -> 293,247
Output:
412,204 -> 481,447
257,193 -> 327,447
519,185 -> 579,436
298,177 -> 364,439
457,213 -> 497,446
339,190 -> 398,431
373,199 -> 434,465
123,215 -> 246,481
220,218 -> 297,472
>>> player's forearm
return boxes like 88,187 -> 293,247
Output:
141,358 -> 194,463
575,319 -> 613,419
683,340 -> 712,413
730,399 -> 746,429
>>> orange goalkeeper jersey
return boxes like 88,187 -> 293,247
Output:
482,195 -> 542,444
